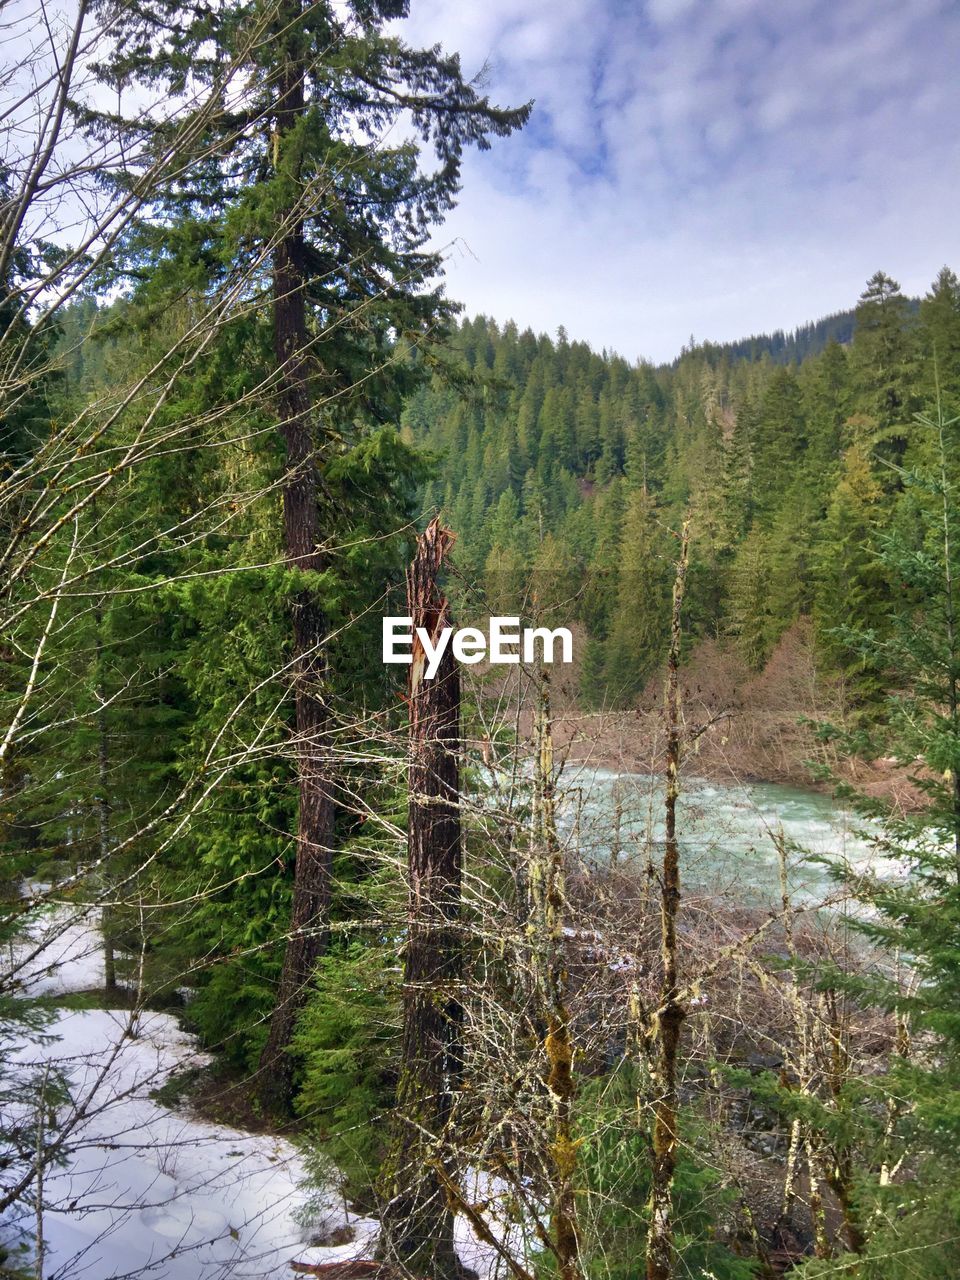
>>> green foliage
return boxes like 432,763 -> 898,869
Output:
184,958 -> 280,1073
603,487 -> 671,704
728,528 -> 775,670
814,435 -> 889,713
563,1063 -> 754,1280
792,1169 -> 960,1280
8,54 -> 960,1265
293,941 -> 401,1205
812,383 -> 960,1273
849,271 -> 916,446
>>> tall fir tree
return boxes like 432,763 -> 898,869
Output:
87,0 -> 529,1107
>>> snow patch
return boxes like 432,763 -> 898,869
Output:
2,911 -> 524,1280
8,900 -> 106,997
1,1006 -> 379,1278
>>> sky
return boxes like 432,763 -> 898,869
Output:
396,0 -> 960,364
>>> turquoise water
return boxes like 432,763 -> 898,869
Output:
554,766 -> 878,907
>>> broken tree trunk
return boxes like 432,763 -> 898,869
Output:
377,517 -> 466,1280
646,522 -> 689,1280
257,0 -> 336,1112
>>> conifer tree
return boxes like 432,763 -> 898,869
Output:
801,340 -> 850,483
728,528 -> 774,670
750,367 -> 807,519
766,479 -> 818,631
850,271 -> 915,462
87,0 -> 529,1106
812,391 -> 960,1278
605,486 -> 669,705
487,487 -> 523,559
814,434 -> 888,714
918,267 -> 960,411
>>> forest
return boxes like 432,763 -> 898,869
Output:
3,2 -> 960,1280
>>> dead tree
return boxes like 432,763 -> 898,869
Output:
775,834 -> 867,1259
378,517 -> 466,1280
257,0 -> 336,1110
532,665 -> 582,1280
96,608 -> 116,993
822,986 -> 866,1255
646,521 -> 689,1280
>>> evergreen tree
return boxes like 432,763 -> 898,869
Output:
728,527 -> 774,670
766,478 -> 819,632
801,339 -> 850,485
87,0 -> 529,1107
808,393 -> 960,1278
918,266 -> 960,413
849,271 -> 915,463
487,486 -> 523,558
604,486 -> 669,705
750,367 -> 808,519
814,434 -> 888,714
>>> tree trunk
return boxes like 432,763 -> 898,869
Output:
377,517 -> 466,1280
95,590 -> 116,993
258,0 -> 335,1112
804,1130 -> 830,1259
532,666 -> 581,1280
98,697 -> 116,993
646,522 -> 689,1280
823,989 -> 866,1255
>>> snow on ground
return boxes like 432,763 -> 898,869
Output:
2,909 -> 525,1280
10,899 -> 106,997
3,1006 -> 379,1279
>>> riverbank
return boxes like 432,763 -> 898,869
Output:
507,620 -> 925,815
548,706 -> 923,811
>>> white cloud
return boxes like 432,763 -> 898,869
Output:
646,0 -> 701,28
401,0 -> 960,361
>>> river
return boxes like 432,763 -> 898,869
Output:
555,766 -> 878,907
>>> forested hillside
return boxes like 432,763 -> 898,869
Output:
694,305 -> 867,366
404,269 -> 959,723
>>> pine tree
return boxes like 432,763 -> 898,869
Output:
812,392 -> 960,1278
604,486 -> 669,705
814,434 -> 888,714
538,386 -> 578,477
849,271 -> 916,464
766,478 -> 818,633
728,527 -> 774,670
575,383 -> 600,469
87,0 -> 529,1107
918,267 -> 960,413
750,367 -> 808,519
800,339 -> 850,487
595,391 -> 624,482
487,487 -> 523,558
